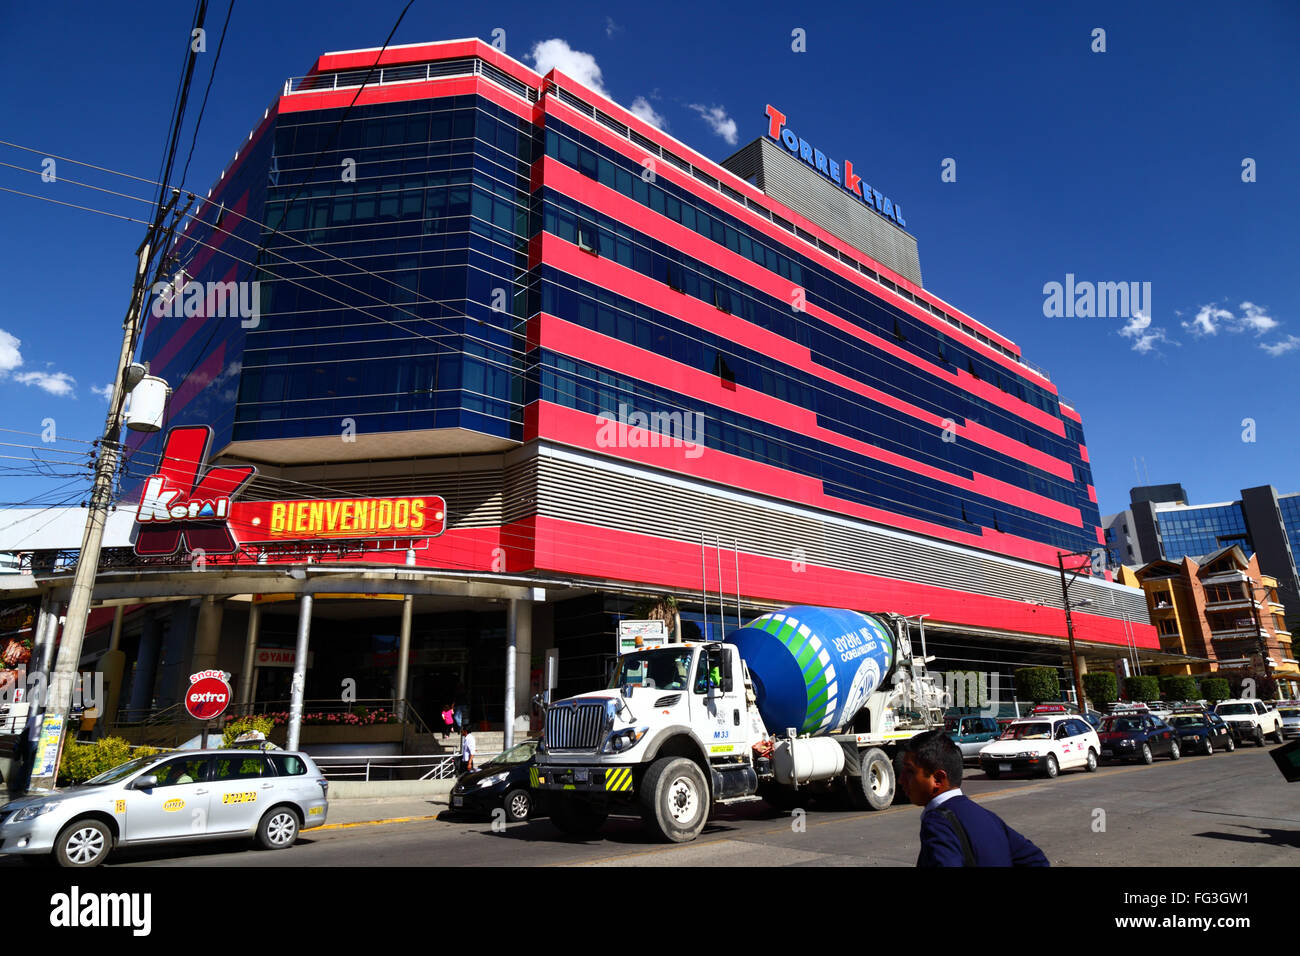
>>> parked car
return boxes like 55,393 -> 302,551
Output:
1214,699 -> 1285,746
944,714 -> 1002,762
1167,710 -> 1237,755
449,738 -> 539,822
979,714 -> 1101,779
1096,712 -> 1182,763
1276,705 -> 1300,740
0,748 -> 328,867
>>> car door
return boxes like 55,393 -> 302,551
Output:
208,753 -> 276,834
122,755 -> 212,843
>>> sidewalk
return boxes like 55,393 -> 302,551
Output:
321,792 -> 452,828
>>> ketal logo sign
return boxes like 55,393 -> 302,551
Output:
132,426 -> 448,557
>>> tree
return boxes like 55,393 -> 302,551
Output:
1159,674 -> 1199,701
1083,672 -> 1118,709
631,593 -> 682,643
1227,669 -> 1277,701
1014,667 -> 1059,704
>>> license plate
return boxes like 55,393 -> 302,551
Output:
999,763 -> 1011,772
1102,750 -> 1112,757
452,796 -> 463,807
574,768 -> 589,783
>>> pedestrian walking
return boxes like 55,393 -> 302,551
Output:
441,704 -> 455,739
460,726 -> 477,774
899,729 -> 1049,867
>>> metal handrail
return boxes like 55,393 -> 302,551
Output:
309,752 -> 502,782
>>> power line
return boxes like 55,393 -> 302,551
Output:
180,0 -> 236,188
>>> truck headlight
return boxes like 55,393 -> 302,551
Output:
602,727 -> 648,754
478,772 -> 509,788
12,803 -> 55,822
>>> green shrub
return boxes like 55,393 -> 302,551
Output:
1083,672 -> 1118,708
222,715 -> 275,747
1160,675 -> 1199,701
1015,667 -> 1060,704
59,737 -> 159,785
1123,675 -> 1160,702
1199,677 -> 1231,702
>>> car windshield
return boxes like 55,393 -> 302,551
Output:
1100,717 -> 1144,732
83,755 -> 160,786
485,740 -> 537,767
611,648 -> 694,690
999,722 -> 1051,740
1279,708 -> 1300,718
1169,716 -> 1205,728
1216,704 -> 1254,716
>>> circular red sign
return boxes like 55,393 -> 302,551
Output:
186,675 -> 232,721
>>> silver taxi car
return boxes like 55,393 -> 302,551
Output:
0,748 -> 328,867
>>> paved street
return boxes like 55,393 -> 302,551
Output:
13,744 -> 1293,868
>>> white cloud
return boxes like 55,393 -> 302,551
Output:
688,103 -> 738,146
0,330 -> 21,375
527,39 -> 609,97
1183,300 -> 1279,337
1261,335 -> 1300,357
1119,310 -> 1173,355
629,96 -> 667,130
92,383 -> 114,401
14,371 -> 76,397
605,16 -> 622,38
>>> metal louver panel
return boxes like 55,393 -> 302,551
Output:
531,446 -> 1148,622
545,702 -> 606,751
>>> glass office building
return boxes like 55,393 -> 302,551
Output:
114,38 -> 1156,715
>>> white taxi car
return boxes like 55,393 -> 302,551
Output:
978,710 -> 1101,779
0,748 -> 328,867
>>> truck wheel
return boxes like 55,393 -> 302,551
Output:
640,757 -> 710,843
1272,725 -> 1284,744
855,748 -> 895,811
549,797 -> 607,838
1253,727 -> 1265,747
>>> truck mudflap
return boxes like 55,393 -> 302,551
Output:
531,765 -> 634,793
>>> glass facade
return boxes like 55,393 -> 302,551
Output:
1280,494 -> 1300,565
1156,503 -> 1252,561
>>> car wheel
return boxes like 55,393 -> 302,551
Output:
1085,749 -> 1098,772
504,788 -> 532,823
1140,743 -> 1154,765
1225,735 -> 1236,752
256,806 -> 300,850
1203,737 -> 1214,756
1042,754 -> 1059,779
1169,740 -> 1181,760
54,819 -> 112,868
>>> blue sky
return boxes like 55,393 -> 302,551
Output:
0,0 -> 1296,516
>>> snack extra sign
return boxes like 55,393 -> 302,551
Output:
132,426 -> 445,555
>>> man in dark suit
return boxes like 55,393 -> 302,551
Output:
900,729 -> 1049,867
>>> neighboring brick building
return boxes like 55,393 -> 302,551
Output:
1129,545 -> 1299,695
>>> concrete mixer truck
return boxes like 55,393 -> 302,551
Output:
532,606 -> 946,843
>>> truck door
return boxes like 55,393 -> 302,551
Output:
697,646 -> 745,756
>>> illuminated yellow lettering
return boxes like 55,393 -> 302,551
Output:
271,503 -> 286,533
409,499 -> 425,530
340,502 -> 353,531
394,499 -> 410,529
325,501 -> 342,531
309,501 -> 324,532
377,499 -> 393,530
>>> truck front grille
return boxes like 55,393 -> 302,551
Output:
546,702 -> 606,751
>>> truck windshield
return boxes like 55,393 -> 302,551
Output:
1216,704 -> 1254,716
612,648 -> 694,691
999,722 -> 1051,740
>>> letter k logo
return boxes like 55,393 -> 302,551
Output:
133,426 -> 255,556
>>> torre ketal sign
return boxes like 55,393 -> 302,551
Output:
132,426 -> 446,558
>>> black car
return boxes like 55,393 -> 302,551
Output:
1096,712 -> 1182,763
1167,711 -> 1237,755
448,739 -> 539,822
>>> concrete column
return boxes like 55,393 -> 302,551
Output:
395,549 -> 416,721
99,606 -> 126,734
286,593 -> 313,752
127,611 -> 163,718
505,599 -> 533,749
191,596 -> 225,674
157,601 -> 198,709
238,602 -> 262,713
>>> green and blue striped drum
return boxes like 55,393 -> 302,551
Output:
727,606 -> 895,736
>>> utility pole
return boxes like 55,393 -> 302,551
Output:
1057,550 -> 1093,714
24,189 -> 186,791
